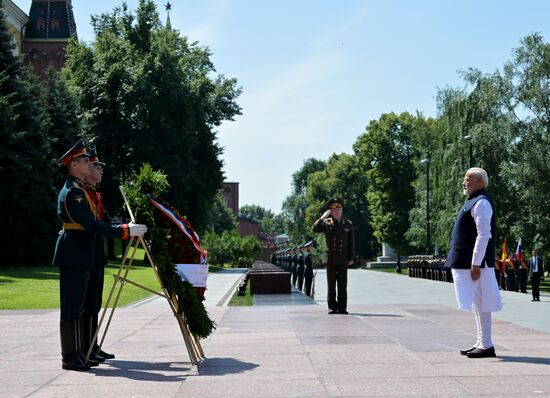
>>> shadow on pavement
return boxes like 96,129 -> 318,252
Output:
90,360 -> 191,382
198,357 -> 259,375
351,313 -> 403,317
497,355 -> 550,365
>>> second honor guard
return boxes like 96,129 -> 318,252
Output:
312,198 -> 355,314
81,148 -> 116,362
303,241 -> 316,297
53,140 -> 148,371
297,244 -> 305,291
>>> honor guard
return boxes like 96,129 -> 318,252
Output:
52,140 -> 147,371
297,244 -> 305,291
303,241 -> 316,298
312,197 -> 355,314
290,246 -> 298,286
81,148 -> 116,363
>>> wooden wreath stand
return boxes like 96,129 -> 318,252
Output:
85,187 -> 205,366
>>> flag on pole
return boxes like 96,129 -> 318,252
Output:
501,238 -> 507,262
515,237 -> 527,268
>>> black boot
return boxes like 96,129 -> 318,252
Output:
60,320 -> 90,371
78,317 -> 101,366
92,314 -> 115,359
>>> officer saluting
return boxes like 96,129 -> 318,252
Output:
312,198 -> 355,314
53,140 -> 147,371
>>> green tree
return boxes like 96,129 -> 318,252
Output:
238,204 -> 286,234
282,158 -> 325,242
203,230 -> 262,267
239,204 -> 274,221
42,67 -> 81,187
65,0 -> 241,229
0,9 -> 57,266
354,112 -> 425,255
497,34 -> 550,251
205,193 -> 236,234
305,153 -> 378,260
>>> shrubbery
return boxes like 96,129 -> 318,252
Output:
203,230 -> 262,268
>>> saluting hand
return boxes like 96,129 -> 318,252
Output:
321,210 -> 332,220
470,265 -> 481,281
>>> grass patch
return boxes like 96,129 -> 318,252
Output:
0,261 -> 161,310
228,281 -> 253,306
0,238 -> 237,310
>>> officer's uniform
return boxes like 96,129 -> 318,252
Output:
53,140 -> 130,371
297,245 -> 305,291
312,198 -> 355,314
291,248 -> 298,286
303,241 -> 315,297
81,149 -> 116,361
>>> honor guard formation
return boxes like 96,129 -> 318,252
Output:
52,139 -> 148,371
271,240 -> 317,298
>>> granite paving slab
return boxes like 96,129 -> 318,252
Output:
2,270 -> 550,397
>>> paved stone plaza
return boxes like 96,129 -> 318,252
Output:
2,269 -> 550,397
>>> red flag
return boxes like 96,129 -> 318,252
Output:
501,238 -> 507,262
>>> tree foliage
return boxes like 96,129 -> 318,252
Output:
305,153 -> 378,259
354,112 -> 427,255
0,9 -> 69,266
65,0 -> 241,229
205,193 -> 236,234
203,230 -> 262,268
282,158 -> 325,242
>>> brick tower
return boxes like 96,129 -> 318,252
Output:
22,0 -> 77,77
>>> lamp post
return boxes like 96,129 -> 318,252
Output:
420,157 -> 431,253
463,135 -> 473,168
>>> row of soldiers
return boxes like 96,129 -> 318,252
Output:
495,251 -> 545,296
271,241 -> 316,298
407,255 -> 452,282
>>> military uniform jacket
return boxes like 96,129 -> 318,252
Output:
297,253 -> 305,274
52,176 -> 129,269
304,252 -> 314,278
312,217 -> 355,266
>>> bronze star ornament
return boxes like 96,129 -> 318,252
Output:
165,2 -> 172,12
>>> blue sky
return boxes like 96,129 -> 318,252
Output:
18,1 -> 550,212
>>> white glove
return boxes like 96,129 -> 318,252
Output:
129,222 -> 147,237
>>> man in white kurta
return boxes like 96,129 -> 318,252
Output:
446,167 -> 502,358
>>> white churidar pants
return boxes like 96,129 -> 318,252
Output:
452,267 -> 502,349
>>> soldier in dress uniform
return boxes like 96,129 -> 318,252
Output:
303,240 -> 316,298
81,148 -> 117,363
291,246 -> 299,286
312,197 -> 355,314
297,244 -> 306,291
52,140 -> 147,371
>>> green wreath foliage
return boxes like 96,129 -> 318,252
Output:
124,164 -> 215,338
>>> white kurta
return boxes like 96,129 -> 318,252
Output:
452,267 -> 502,312
452,198 -> 502,313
